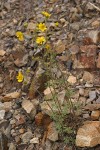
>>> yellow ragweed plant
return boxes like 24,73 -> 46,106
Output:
42,11 -> 51,18
16,31 -> 24,41
16,71 -> 24,82
37,23 -> 47,32
36,36 -> 46,45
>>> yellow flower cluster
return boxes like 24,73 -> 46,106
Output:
37,23 -> 47,32
36,36 -> 46,45
42,11 -> 51,18
16,31 -> 24,41
16,71 -> 24,82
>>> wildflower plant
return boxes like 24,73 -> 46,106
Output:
15,10 -> 81,146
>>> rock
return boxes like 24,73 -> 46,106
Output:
44,87 -> 54,100
76,121 -> 100,147
21,132 -> 33,143
79,88 -> 84,96
96,97 -> 100,103
3,102 -> 12,112
79,54 -> 95,68
97,53 -> 100,68
35,112 -> 44,126
22,100 -> 36,114
67,75 -> 76,84
0,110 -> 5,120
84,104 -> 100,111
89,91 -> 96,101
9,143 -> 16,150
69,45 -> 79,54
83,113 -> 90,119
91,111 -> 100,120
3,91 -> 20,101
4,2 -> 11,10
70,22 -> 80,31
40,101 -> 57,115
0,50 -> 6,56
83,71 -> 94,83
85,83 -> 93,88
0,102 -> 4,110
27,22 -> 36,30
86,2 -> 95,10
80,45 -> 97,56
91,20 -> 100,28
14,54 -> 28,67
47,122 -> 58,142
16,115 -> 26,125
88,30 -> 100,44
35,112 -> 52,129
54,40 -> 65,54
30,137 -> 39,144
44,87 -> 54,96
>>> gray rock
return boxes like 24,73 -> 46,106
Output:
96,97 -> 100,103
89,91 -> 96,101
0,110 -> 5,120
21,132 -> 33,143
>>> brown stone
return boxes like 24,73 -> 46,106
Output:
91,20 -> 100,28
69,45 -> 79,54
83,104 -> 100,111
0,50 -> 6,56
76,121 -> 100,147
54,40 -> 65,54
83,71 -> 94,83
88,30 -> 100,44
80,45 -> 97,56
79,54 -> 95,68
91,110 -> 100,120
47,122 -> 58,142
3,91 -> 20,101
35,112 -> 52,129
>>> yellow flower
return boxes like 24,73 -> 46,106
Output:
55,22 -> 59,26
45,44 -> 50,49
37,23 -> 47,32
42,11 -> 51,18
36,36 -> 46,45
16,71 -> 24,82
16,31 -> 24,41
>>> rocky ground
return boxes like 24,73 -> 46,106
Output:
0,0 -> 100,150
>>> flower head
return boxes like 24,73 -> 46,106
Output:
16,71 -> 24,82
45,44 -> 50,50
16,31 -> 24,41
37,23 -> 47,32
36,36 -> 46,45
42,11 -> 51,18
55,22 -> 59,27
